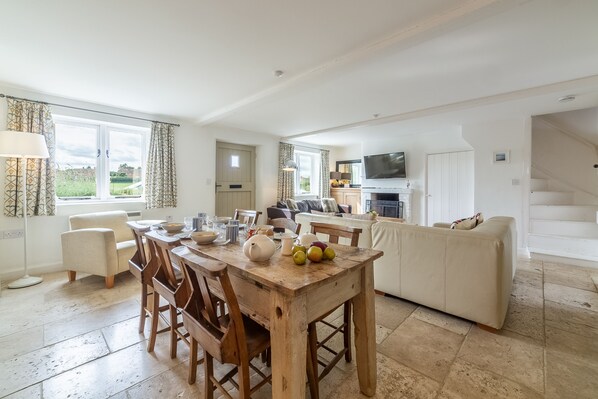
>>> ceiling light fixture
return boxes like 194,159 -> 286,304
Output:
558,95 -> 576,103
274,70 -> 284,78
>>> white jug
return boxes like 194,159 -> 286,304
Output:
243,234 -> 276,262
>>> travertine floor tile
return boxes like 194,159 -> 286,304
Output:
544,282 -> 598,312
125,362 -> 202,398
545,349 -> 598,399
326,352 -> 440,399
545,299 -> 598,338
378,317 -> 464,382
374,295 -> 417,330
544,265 -> 596,292
0,325 -> 44,361
502,298 -> 544,343
510,282 -> 543,307
516,259 -> 542,274
513,269 -> 543,288
101,315 -> 169,352
545,325 -> 598,361
44,299 -> 139,345
375,324 -> 392,344
3,384 -> 42,399
457,326 -> 544,394
411,306 -> 472,336
0,331 -> 109,397
42,333 -> 187,399
438,360 -> 542,399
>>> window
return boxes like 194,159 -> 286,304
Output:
294,150 -> 321,196
54,116 -> 149,201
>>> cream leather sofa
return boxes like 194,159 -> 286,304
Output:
61,211 -> 137,288
296,213 -> 516,329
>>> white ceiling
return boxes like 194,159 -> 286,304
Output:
1,0 -> 598,146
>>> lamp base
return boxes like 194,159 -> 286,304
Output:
8,275 -> 43,289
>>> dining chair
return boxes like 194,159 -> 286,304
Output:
308,222 -> 362,399
145,231 -> 191,358
173,246 -> 271,398
127,222 -> 171,336
267,217 -> 301,235
233,209 -> 262,226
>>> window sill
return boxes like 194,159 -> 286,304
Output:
57,198 -> 146,207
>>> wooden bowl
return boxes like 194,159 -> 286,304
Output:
160,222 -> 185,233
191,231 -> 218,245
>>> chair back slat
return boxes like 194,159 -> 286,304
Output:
176,248 -> 248,365
268,218 -> 301,235
233,209 -> 262,226
145,231 -> 182,289
127,221 -> 150,269
310,222 -> 362,247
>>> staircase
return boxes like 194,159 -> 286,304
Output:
528,176 -> 598,262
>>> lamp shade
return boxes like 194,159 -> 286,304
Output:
282,159 -> 298,171
341,172 -> 352,180
330,171 -> 341,180
0,131 -> 49,159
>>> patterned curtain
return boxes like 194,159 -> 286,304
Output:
4,99 -> 55,217
320,149 -> 330,199
277,142 -> 295,200
145,122 -> 177,209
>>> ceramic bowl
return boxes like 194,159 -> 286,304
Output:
212,216 -> 232,224
191,231 -> 218,245
160,222 -> 185,233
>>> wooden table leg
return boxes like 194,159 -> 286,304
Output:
352,261 -> 377,396
270,291 -> 307,399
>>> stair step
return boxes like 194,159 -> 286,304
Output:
530,178 -> 549,191
530,219 -> 598,238
530,191 -> 574,205
528,234 -> 598,262
530,205 -> 598,222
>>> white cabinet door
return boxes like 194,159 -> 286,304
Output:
426,151 -> 474,226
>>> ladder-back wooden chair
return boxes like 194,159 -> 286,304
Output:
145,231 -> 191,358
308,222 -> 362,399
233,209 -> 262,226
267,217 -> 301,235
173,246 -> 271,398
127,222 -> 170,335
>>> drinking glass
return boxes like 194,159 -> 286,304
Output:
184,216 -> 194,231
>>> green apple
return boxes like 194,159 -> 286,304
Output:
293,250 -> 307,265
307,246 -> 323,262
323,247 -> 336,261
292,245 -> 307,255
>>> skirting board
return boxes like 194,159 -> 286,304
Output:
0,262 -> 64,284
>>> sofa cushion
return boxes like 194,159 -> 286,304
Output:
311,210 -> 338,216
342,213 -> 376,221
286,198 -> 299,211
276,200 -> 288,208
450,212 -> 483,230
304,199 -> 323,212
321,198 -> 338,213
296,201 -> 309,212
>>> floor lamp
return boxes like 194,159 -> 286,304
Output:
0,131 -> 50,289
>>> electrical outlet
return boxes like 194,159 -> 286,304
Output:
3,230 -> 24,239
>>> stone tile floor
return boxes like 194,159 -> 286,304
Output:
0,258 -> 597,398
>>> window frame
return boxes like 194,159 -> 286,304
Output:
53,115 -> 150,203
294,149 -> 321,198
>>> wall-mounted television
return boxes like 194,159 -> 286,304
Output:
363,152 -> 406,179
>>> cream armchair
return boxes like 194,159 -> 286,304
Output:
61,210 -> 136,288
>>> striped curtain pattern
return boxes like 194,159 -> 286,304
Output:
320,149 -> 330,199
277,142 -> 295,200
4,98 -> 55,217
145,122 -> 177,209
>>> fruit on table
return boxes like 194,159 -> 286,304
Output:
307,246 -> 323,262
323,247 -> 336,260
310,241 -> 327,251
292,245 -> 307,255
293,250 -> 307,265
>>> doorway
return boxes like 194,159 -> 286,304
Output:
215,142 -> 256,217
426,151 -> 474,226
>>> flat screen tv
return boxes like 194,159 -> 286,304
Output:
363,152 -> 406,179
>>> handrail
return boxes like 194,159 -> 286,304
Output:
532,164 -> 598,201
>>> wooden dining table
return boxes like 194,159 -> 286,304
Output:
183,238 -> 383,398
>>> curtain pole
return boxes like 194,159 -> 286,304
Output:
0,94 -> 180,127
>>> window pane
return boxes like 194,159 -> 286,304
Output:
298,154 -> 312,194
109,130 -> 144,196
55,123 -> 98,198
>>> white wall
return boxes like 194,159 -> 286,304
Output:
0,87 -> 280,279
462,118 -> 531,254
532,117 -> 598,202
